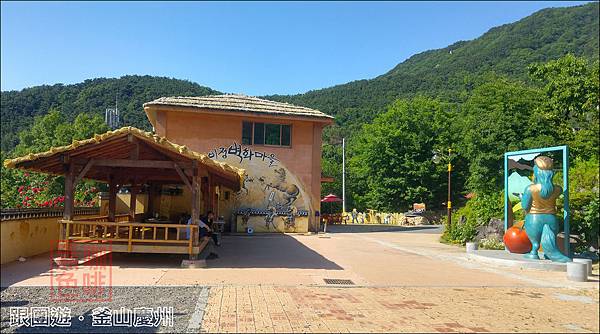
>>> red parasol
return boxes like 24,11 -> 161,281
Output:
321,194 -> 342,203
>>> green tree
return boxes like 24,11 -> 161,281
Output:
2,110 -> 108,208
529,54 -> 599,160
348,96 -> 454,212
459,77 -> 547,194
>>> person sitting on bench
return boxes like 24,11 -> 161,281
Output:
192,211 -> 220,246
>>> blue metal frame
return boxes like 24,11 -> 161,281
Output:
503,145 -> 570,256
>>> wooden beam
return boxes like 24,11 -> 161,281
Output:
191,161 -> 199,250
207,173 -> 214,213
174,163 -> 193,191
129,184 -> 139,222
108,175 -> 117,222
147,183 -> 156,219
73,158 -> 193,169
63,161 -> 75,220
74,159 -> 95,184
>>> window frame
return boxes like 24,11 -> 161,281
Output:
241,121 -> 254,145
241,121 -> 292,148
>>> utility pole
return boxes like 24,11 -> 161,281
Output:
342,137 -> 346,213
447,148 -> 452,230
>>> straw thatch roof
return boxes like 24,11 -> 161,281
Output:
4,127 -> 245,188
144,94 -> 334,122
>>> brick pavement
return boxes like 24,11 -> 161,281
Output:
200,286 -> 599,333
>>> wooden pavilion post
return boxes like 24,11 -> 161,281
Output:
129,183 -> 139,222
63,160 -> 75,220
190,161 -> 200,259
108,175 -> 117,222
207,173 -> 214,213
147,183 -> 155,219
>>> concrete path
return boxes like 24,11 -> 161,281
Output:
1,226 -> 598,332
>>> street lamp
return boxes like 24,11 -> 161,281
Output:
433,148 -> 454,230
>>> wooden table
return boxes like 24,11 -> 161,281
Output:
145,218 -> 174,224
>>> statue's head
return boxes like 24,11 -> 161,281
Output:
533,156 -> 555,198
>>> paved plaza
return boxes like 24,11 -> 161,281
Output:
1,226 -> 598,333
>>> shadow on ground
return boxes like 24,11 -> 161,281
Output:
207,234 -> 342,269
1,234 -> 343,284
90,233 -> 343,270
326,224 -> 443,234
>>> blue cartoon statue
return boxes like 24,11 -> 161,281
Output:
521,156 -> 571,262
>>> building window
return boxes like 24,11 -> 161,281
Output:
243,122 -> 291,147
242,122 -> 253,145
253,123 -> 265,145
281,124 -> 291,146
265,123 -> 280,145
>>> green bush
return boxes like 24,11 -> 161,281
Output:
568,158 -> 599,252
441,191 -> 503,245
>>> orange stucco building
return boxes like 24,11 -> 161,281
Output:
143,95 -> 334,232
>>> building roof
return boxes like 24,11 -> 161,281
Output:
3,127 -> 245,189
143,94 -> 334,124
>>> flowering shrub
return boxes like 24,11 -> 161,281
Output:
1,161 -> 101,209
1,111 -> 109,209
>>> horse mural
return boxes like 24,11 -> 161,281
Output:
207,142 -> 311,232
259,167 -> 300,208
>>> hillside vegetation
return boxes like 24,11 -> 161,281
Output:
1,75 -> 219,151
268,2 -> 599,138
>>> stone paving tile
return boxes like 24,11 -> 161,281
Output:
201,286 -> 599,333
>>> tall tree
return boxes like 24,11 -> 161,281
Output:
529,54 -> 600,160
348,96 -> 455,212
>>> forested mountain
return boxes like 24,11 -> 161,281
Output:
1,3 -> 598,151
267,2 -> 599,137
0,76 -> 219,151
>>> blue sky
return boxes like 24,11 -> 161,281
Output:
1,1 -> 591,95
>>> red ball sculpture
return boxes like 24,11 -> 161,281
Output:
503,226 -> 532,254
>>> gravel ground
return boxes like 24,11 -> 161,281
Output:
1,286 -> 206,333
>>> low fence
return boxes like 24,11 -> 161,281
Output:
322,210 -> 430,226
1,207 -> 100,264
1,207 -> 100,221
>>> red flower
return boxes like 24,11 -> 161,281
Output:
24,173 -> 30,177
25,196 -> 30,201
18,186 -> 24,193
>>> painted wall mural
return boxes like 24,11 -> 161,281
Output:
207,142 -> 311,232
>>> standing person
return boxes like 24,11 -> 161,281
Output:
351,208 -> 358,224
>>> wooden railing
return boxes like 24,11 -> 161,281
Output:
59,219 -> 198,255
72,214 -> 135,223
